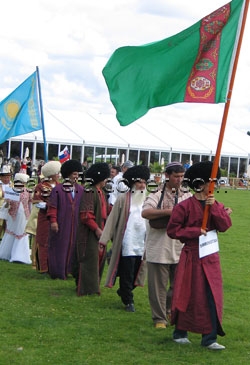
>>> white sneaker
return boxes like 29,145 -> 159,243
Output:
207,342 -> 225,350
173,338 -> 191,344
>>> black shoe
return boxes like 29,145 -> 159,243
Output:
125,303 -> 135,312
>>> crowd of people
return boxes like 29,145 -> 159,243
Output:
0,154 -> 35,177
0,158 -> 232,351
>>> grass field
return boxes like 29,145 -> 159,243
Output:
0,189 -> 249,365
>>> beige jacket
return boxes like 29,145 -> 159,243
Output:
142,188 -> 192,264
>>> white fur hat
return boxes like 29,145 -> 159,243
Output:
14,173 -> 29,183
41,161 -> 61,178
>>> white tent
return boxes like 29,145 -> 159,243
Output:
10,108 -> 250,158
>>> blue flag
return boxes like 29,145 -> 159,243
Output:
0,71 -> 42,144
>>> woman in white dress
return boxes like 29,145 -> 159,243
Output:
0,173 -> 32,264
0,171 -> 13,238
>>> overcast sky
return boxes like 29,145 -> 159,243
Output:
0,0 -> 249,135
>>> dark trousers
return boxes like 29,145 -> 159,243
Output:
118,255 -> 142,305
201,282 -> 218,346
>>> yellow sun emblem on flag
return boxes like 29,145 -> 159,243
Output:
1,100 -> 20,130
5,100 -> 19,118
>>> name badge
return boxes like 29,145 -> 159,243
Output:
4,186 -> 20,202
199,230 -> 219,258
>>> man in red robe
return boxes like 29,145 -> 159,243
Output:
33,161 -> 61,273
167,161 -> 232,350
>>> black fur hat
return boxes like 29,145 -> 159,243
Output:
85,162 -> 110,185
184,161 -> 221,190
123,165 -> 150,188
61,159 -> 82,178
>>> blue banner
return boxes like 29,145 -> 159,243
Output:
0,71 -> 42,144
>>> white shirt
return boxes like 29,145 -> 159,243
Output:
122,190 -> 146,256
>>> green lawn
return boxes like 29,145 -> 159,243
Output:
0,189 -> 249,365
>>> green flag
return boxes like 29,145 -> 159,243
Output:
103,0 -> 245,126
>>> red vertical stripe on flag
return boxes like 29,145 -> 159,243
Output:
184,3 -> 230,103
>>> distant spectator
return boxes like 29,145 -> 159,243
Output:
121,160 -> 134,173
0,149 -> 4,166
26,157 -> 32,177
242,172 -> 248,186
108,165 -> 122,206
82,160 -> 88,172
183,160 -> 190,171
20,159 -> 27,174
1,159 -> 11,174
37,160 -> 45,182
13,156 -> 21,174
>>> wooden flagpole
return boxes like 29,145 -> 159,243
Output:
201,0 -> 249,230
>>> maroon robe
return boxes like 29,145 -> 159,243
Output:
33,181 -> 58,273
167,196 -> 232,335
47,183 -> 84,279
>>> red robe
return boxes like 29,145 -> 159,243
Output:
167,196 -> 232,335
33,181 -> 58,273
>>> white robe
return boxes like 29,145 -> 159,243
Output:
0,197 -> 31,264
